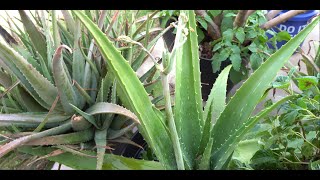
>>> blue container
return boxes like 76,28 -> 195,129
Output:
266,10 -> 318,49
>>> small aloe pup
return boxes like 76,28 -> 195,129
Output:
0,10 -> 164,170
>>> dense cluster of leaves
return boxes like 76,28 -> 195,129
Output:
0,10 -> 318,170
229,43 -> 320,170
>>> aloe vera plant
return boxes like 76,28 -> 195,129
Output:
0,10 -> 165,170
72,10 -> 319,170
0,10 -> 318,170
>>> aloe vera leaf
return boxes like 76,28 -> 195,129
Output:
18,10 -> 47,66
85,102 -> 140,124
0,40 -> 62,111
55,145 -> 96,158
13,45 -> 41,72
18,146 -> 163,170
40,11 -> 55,75
211,95 -> 297,169
25,128 -> 94,146
52,45 -> 78,114
52,11 -> 61,49
28,10 -> 42,27
107,122 -> 136,139
0,121 -> 72,158
73,80 -> 94,105
0,121 -> 66,129
131,22 -> 175,71
96,73 -> 113,103
199,65 -> 232,155
101,80 -> 118,129
174,10 -> 203,169
34,50 -> 53,83
94,128 -> 107,170
72,20 -> 85,90
198,137 -> 213,170
57,21 -> 74,46
61,10 -> 76,34
11,86 -> 46,112
132,11 -> 159,39
134,28 -> 163,42
33,95 -> 60,132
89,71 -> 98,100
74,10 -> 176,170
210,17 -> 320,170
83,11 -> 107,94
0,113 -> 70,124
78,39 -> 100,78
105,10 -> 119,36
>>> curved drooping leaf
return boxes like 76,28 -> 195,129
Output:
85,102 -> 140,124
74,10 -> 176,169
210,16 -> 319,169
18,146 -> 163,170
52,45 -> 78,114
174,10 -> 203,169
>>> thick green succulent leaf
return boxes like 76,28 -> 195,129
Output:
210,17 -> 319,169
0,113 -> 70,124
72,20 -> 85,90
211,95 -> 297,170
174,10 -> 203,169
25,128 -> 94,145
94,128 -> 107,170
198,138 -> 213,170
74,10 -> 176,170
12,86 -> 46,112
199,65 -> 232,155
0,40 -> 62,111
18,10 -> 47,66
18,146 -> 163,170
96,73 -> 113,103
85,102 -> 140,124
61,10 -> 76,34
52,45 -> 78,114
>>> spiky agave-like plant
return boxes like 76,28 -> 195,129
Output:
0,10 -> 166,170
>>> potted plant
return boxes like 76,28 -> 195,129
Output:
0,10 -> 164,170
0,10 -> 318,170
